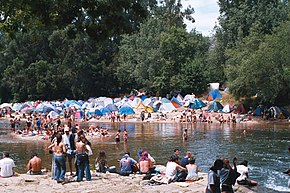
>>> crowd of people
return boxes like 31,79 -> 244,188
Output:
3,108 -> 288,191
0,136 -> 259,193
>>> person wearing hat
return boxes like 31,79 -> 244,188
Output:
118,152 -> 137,176
62,125 -> 76,176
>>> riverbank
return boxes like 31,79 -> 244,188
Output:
0,171 -> 256,193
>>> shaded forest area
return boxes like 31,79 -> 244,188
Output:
0,0 -> 289,106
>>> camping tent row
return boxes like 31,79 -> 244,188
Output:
1,95 -> 288,118
0,95 -> 214,118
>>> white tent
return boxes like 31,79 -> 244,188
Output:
158,103 -> 176,113
143,98 -> 153,107
176,94 -> 184,103
183,94 -> 195,102
222,104 -> 232,113
131,97 -> 142,108
0,103 -> 12,109
103,98 -> 113,107
48,111 -> 59,119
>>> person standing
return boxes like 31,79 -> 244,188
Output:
115,129 -> 121,144
220,157 -> 239,193
75,135 -> 91,181
183,129 -> 188,141
0,152 -> 16,178
123,129 -> 128,143
48,134 -> 66,183
62,125 -> 76,176
205,159 -> 223,193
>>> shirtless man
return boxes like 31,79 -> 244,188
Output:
75,135 -> 91,181
26,153 -> 42,175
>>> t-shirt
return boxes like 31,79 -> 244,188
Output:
165,161 -> 178,179
206,170 -> 221,193
120,157 -> 137,172
0,157 -> 15,177
236,165 -> 248,181
180,157 -> 189,168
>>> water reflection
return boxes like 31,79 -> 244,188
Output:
0,121 -> 289,192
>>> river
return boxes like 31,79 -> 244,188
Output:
0,120 -> 289,192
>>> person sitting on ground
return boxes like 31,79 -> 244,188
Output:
180,151 -> 192,168
173,149 -> 180,160
185,158 -> 202,182
165,154 -> 187,182
26,153 -> 43,175
137,150 -> 156,164
95,151 -> 112,173
138,151 -> 153,174
0,152 -> 16,178
236,160 -> 258,186
118,152 -> 137,176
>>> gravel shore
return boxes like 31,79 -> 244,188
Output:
0,171 -> 256,193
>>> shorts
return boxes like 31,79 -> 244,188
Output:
116,138 -> 120,142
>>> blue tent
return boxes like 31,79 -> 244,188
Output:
106,104 -> 118,111
188,99 -> 206,109
119,106 -> 135,115
206,89 -> 222,101
63,100 -> 80,107
87,109 -> 102,116
207,101 -> 223,112
141,95 -> 147,101
100,107 -> 111,115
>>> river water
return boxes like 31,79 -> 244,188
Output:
0,120 -> 289,192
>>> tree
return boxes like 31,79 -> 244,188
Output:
225,20 -> 290,104
0,0 -> 157,40
217,0 -> 289,48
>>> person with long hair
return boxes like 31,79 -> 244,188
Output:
95,151 -> 108,173
48,133 -> 66,183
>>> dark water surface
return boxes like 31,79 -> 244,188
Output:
0,120 -> 289,192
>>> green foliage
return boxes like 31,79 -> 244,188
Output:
226,19 -> 290,104
0,0 -> 156,39
218,0 -> 289,48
